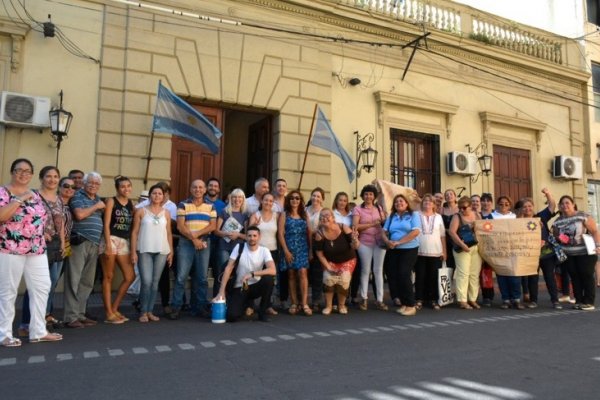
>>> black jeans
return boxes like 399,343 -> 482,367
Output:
309,251 -> 323,305
539,256 -> 559,303
384,247 -> 418,306
414,255 -> 442,303
226,275 -> 274,321
564,253 -> 596,305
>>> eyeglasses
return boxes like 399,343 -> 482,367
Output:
459,206 -> 469,211
498,202 -> 510,206
290,196 -> 301,200
61,183 -> 76,189
13,168 -> 33,176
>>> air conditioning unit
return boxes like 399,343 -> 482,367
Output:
553,155 -> 582,180
0,91 -> 51,128
447,151 -> 478,175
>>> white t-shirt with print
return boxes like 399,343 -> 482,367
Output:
229,244 -> 273,288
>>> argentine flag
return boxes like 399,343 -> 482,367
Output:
152,82 -> 222,154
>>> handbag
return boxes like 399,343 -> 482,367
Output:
546,234 -> 567,264
46,234 -> 63,263
438,261 -> 455,306
452,214 -> 477,252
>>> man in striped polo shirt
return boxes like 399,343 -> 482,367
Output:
168,179 -> 217,319
64,172 -> 105,328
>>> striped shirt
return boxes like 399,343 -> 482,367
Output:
177,198 -> 216,238
70,189 -> 103,244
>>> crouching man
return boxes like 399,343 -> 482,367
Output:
214,226 -> 275,322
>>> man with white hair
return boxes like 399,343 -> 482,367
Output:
245,177 -> 269,216
64,172 -> 105,328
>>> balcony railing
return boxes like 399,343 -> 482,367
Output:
337,0 -> 563,65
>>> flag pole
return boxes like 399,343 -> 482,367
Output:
298,103 -> 318,190
142,129 -> 155,190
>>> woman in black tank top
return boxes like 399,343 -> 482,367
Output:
100,176 -> 135,324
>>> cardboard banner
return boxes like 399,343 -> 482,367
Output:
475,219 -> 541,276
373,179 -> 421,212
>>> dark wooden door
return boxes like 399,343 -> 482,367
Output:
170,106 -> 224,203
245,116 -> 271,194
390,130 -> 440,196
493,145 -> 531,203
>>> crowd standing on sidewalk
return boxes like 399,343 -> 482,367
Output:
1,158 -> 599,348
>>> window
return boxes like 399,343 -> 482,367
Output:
593,63 -> 600,121
390,129 -> 440,195
587,0 -> 600,26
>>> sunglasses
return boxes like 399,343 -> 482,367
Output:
61,183 -> 76,189
459,206 -> 469,211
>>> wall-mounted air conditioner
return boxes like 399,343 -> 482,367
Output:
447,151 -> 478,175
553,155 -> 582,180
0,91 -> 51,128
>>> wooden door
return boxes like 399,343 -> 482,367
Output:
245,117 -> 271,194
493,145 -> 531,203
170,106 -> 224,203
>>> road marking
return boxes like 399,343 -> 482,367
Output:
200,341 -> 216,348
28,355 -> 45,364
296,333 -> 313,339
132,347 -> 149,354
444,377 -> 533,399
56,353 -> 72,361
83,351 -> 100,359
313,331 -> 331,337
376,326 -> 394,331
0,358 -> 16,366
456,319 -> 475,324
362,327 -> 379,333
259,336 -> 276,342
178,343 -> 195,350
277,335 -> 295,341
156,345 -> 172,352
444,320 -> 462,325
431,322 -> 448,326
346,329 -> 364,334
220,340 -> 236,346
592,356 -> 600,361
405,324 -> 423,329
108,349 -> 124,356
391,325 -> 409,330
330,330 -> 347,335
240,338 -> 257,344
418,323 -> 436,328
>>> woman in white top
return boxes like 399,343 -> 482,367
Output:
306,187 -> 325,311
414,194 -> 446,310
130,184 -> 173,322
249,193 -> 281,314
332,192 -> 352,227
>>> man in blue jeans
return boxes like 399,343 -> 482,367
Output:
168,179 -> 216,320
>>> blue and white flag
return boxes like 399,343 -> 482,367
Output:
152,82 -> 222,154
310,105 -> 356,182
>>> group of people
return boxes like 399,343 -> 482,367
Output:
1,158 -> 599,347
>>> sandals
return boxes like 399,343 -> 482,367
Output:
266,307 -> 278,316
114,311 -> 129,322
1,337 -> 22,347
30,332 -> 63,343
359,299 -> 368,311
468,301 -> 481,310
139,314 -> 149,323
375,301 -> 389,311
321,307 -> 332,316
415,301 -> 423,311
147,313 -> 160,322
288,304 -> 299,315
458,302 -> 473,310
432,302 -> 441,311
302,304 -> 313,316
338,306 -> 348,315
104,314 -> 125,324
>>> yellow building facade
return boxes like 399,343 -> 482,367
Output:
0,0 -> 591,209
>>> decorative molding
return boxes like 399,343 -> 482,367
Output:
0,17 -> 29,72
375,91 -> 458,138
479,111 -> 547,151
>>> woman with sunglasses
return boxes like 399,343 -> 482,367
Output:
552,195 -> 599,311
448,196 -> 481,310
100,176 -> 135,324
0,159 -> 62,346
20,166 -> 67,335
278,191 -> 312,316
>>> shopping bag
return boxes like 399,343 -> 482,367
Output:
438,262 -> 454,306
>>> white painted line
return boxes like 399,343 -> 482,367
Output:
178,343 -> 195,350
444,320 -> 462,325
456,320 -> 475,324
405,324 -> 423,329
28,355 -> 45,364
444,377 -> 533,399
0,358 -> 16,366
376,326 -> 394,331
259,336 -> 276,342
83,351 -> 100,359
312,331 -> 331,337
468,319 -> 486,323
592,356 -> 600,361
419,381 -> 501,400
156,345 -> 172,352
56,353 -> 72,362
240,338 -> 257,344
431,322 -> 448,326
278,335 -> 295,341
296,333 -> 313,339
345,329 -> 364,334
330,330 -> 347,335
132,347 -> 149,354
418,323 -> 436,328
392,386 -> 453,400
362,327 -> 379,333
390,325 -> 409,330
220,340 -> 237,346
200,341 -> 216,348
108,349 -> 124,356
361,389 -> 408,399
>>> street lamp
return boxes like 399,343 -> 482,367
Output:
354,131 -> 378,198
49,90 -> 73,167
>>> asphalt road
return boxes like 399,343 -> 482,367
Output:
2,295 -> 599,400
